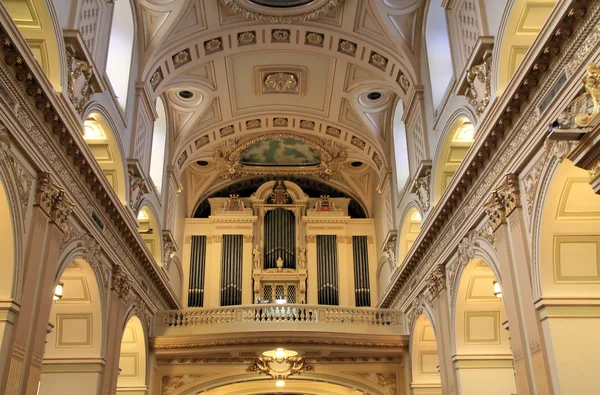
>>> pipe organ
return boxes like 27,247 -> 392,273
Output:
183,181 -> 377,308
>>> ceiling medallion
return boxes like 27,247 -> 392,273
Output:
264,72 -> 298,93
219,0 -> 344,24
213,133 -> 347,180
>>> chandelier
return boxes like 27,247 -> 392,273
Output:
247,348 -> 312,386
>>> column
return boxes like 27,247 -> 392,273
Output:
426,266 -> 458,395
338,235 -> 350,306
487,174 -> 554,394
101,266 -> 132,395
242,235 -> 253,304
306,235 -> 317,305
2,174 -> 73,395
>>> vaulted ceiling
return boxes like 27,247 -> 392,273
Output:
134,0 -> 426,211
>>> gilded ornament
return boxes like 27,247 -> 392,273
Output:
194,135 -> 210,149
575,63 -> 600,127
204,38 -> 222,54
220,0 -> 343,24
372,152 -> 382,169
264,73 -> 298,93
172,49 -> 190,66
66,49 -> 94,114
369,52 -> 388,70
272,29 -> 290,42
300,120 -> 315,130
351,136 -> 366,150
273,117 -> 288,127
238,31 -> 256,45
246,119 -> 261,129
338,40 -> 357,55
306,32 -> 324,46
398,72 -> 410,93
325,126 -> 340,137
220,125 -> 235,137
150,68 -> 163,89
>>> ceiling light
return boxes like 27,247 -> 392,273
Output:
493,281 -> 503,298
366,91 -> 382,101
137,209 -> 149,221
275,380 -> 285,387
177,90 -> 195,100
275,348 -> 285,359
53,281 -> 64,301
350,161 -> 363,168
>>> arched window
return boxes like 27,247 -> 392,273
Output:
149,97 -> 167,193
426,0 -> 453,111
106,0 -> 134,111
393,101 -> 410,195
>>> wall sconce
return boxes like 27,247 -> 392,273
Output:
53,281 -> 64,301
493,281 -> 503,298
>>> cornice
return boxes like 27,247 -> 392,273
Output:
380,0 -> 595,308
0,11 -> 179,309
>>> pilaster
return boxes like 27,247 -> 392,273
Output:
306,235 -> 317,305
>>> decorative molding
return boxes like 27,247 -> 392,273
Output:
66,49 -> 94,114
575,63 -> 600,127
464,51 -> 492,116
247,355 -> 313,380
219,0 -> 343,24
111,264 -> 132,299
413,170 -> 431,213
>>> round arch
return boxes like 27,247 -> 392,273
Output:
494,0 -> 558,94
397,206 -> 422,265
432,116 -> 475,204
137,203 -> 163,266
451,258 -> 516,395
4,0 -> 65,92
410,314 -> 441,393
0,174 -> 18,300
117,315 -> 148,392
82,111 -> 128,205
39,258 -> 105,395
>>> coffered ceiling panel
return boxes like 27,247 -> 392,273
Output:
225,51 -> 336,116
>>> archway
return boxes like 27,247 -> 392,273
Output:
536,159 -> 600,392
0,177 -> 17,372
410,315 -> 441,394
453,259 -> 516,395
4,0 -> 63,92
117,316 -> 147,394
398,207 -> 422,264
83,113 -> 128,205
137,205 -> 162,267
38,259 -> 104,395
495,0 -> 558,94
433,117 -> 474,204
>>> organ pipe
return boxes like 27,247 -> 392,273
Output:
352,236 -> 371,307
221,234 -> 243,306
188,236 -> 206,307
264,208 -> 296,269
316,235 -> 339,305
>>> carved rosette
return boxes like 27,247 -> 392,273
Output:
111,264 -> 132,300
66,50 -> 94,114
264,73 -> 297,93
465,52 -> 492,116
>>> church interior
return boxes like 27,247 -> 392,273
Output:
0,0 -> 600,394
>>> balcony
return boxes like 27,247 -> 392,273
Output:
153,304 -> 406,337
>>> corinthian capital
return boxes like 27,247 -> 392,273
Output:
111,265 -> 131,300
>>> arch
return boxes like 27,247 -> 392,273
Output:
39,258 -> 105,395
149,96 -> 168,194
425,0 -> 454,111
452,258 -> 516,395
433,116 -> 475,204
106,0 -> 135,111
4,0 -> 64,91
393,100 -> 409,194
494,0 -> 558,94
534,159 -> 600,392
83,112 -> 128,205
398,206 -> 422,264
410,314 -> 442,394
117,315 -> 148,392
0,176 -> 17,300
138,203 -> 163,266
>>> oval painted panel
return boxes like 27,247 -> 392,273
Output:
240,138 -> 320,166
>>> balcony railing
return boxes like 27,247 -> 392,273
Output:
153,304 -> 406,336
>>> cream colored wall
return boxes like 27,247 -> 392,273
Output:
410,315 -> 441,393
0,179 -> 15,299
538,160 -> 600,393
117,316 -> 147,393
398,208 -> 421,264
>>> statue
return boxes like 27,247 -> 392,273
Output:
298,247 -> 306,269
253,245 -> 261,269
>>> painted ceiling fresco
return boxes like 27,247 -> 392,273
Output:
240,138 -> 321,166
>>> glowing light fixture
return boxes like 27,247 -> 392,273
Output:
493,281 -> 503,298
137,209 -> 149,221
262,348 -> 298,360
411,211 -> 422,221
275,380 -> 285,387
53,281 -> 64,301
274,297 -> 287,305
